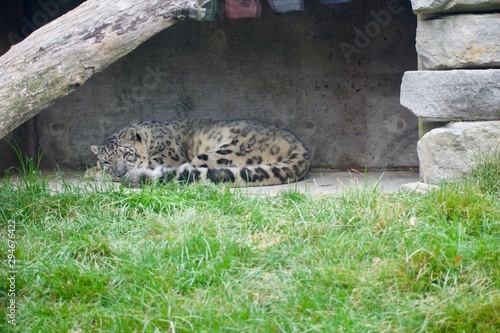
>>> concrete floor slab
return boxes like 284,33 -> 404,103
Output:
32,169 -> 421,196
241,170 -> 421,196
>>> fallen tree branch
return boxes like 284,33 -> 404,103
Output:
0,0 -> 207,139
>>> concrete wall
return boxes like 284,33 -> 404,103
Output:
1,0 -> 418,171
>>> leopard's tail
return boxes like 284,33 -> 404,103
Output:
122,151 -> 310,187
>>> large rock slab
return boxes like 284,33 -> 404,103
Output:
418,121 -> 500,184
400,70 -> 500,121
416,14 -> 500,69
411,0 -> 500,14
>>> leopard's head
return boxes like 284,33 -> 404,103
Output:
91,127 -> 146,180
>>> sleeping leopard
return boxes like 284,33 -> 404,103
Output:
89,119 -> 310,187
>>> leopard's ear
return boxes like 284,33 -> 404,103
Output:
123,128 -> 138,142
91,145 -> 100,155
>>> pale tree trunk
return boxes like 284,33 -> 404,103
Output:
0,0 -> 207,139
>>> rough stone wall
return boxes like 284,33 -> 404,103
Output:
401,0 -> 500,184
1,0 -> 418,171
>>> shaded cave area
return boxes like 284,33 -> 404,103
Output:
0,0 -> 418,173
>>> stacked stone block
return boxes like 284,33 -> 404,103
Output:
400,0 -> 500,184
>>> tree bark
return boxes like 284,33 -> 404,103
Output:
0,0 -> 207,139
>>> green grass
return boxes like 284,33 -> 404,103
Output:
1,155 -> 499,332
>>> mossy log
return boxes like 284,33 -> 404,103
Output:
0,0 -> 207,139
